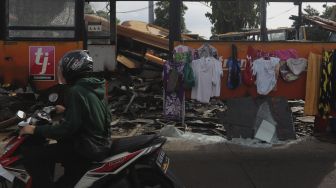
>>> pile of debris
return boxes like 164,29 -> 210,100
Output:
289,100 -> 314,138
107,78 -> 315,146
0,84 -> 36,122
106,74 -> 227,137
0,74 -> 316,147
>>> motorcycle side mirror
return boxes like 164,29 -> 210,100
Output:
16,111 -> 26,120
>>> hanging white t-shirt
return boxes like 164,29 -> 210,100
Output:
191,57 -> 214,103
191,57 -> 222,103
191,58 -> 200,100
211,57 -> 223,97
252,57 -> 280,95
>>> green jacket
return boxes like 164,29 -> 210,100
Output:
35,78 -> 111,141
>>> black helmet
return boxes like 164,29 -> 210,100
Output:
59,50 -> 93,83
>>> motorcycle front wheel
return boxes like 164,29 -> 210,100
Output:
0,178 -> 26,188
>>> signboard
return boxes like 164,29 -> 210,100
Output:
29,46 -> 55,81
88,24 -> 102,32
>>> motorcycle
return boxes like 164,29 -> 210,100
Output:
0,107 -> 183,188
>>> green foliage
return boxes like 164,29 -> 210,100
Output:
84,3 -> 95,14
321,5 -> 336,20
290,5 -> 334,41
304,5 -> 319,16
205,0 -> 260,34
96,10 -> 110,20
84,3 -> 120,24
154,1 -> 189,33
305,27 -> 330,42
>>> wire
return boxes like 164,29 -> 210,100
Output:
181,2 -> 211,9
267,6 -> 296,20
117,6 -> 149,14
117,3 -> 155,14
197,2 -> 212,9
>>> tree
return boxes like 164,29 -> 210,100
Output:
154,1 -> 189,33
290,5 -> 333,41
205,0 -> 260,34
304,5 -> 319,17
321,5 -> 336,20
96,10 -> 110,20
290,5 -> 319,27
84,3 -> 95,14
85,3 -> 120,24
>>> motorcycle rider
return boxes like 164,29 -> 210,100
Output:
19,50 -> 112,188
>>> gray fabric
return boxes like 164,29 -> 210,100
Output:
224,97 -> 258,127
218,97 -> 258,139
255,102 -> 277,130
268,97 -> 296,140
286,58 -> 307,76
254,102 -> 278,141
218,96 -> 296,140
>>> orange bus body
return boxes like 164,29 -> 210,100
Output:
0,41 -> 83,90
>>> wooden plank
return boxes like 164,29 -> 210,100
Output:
117,54 -> 140,69
117,25 -> 169,51
145,53 -> 165,66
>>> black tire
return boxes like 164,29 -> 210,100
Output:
12,179 -> 25,188
0,178 -> 25,188
136,168 -> 173,188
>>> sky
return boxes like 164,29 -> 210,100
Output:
91,1 -> 336,39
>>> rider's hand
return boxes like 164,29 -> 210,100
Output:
55,105 -> 66,114
19,125 -> 36,137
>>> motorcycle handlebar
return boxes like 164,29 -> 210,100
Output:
0,116 -> 22,130
0,106 -> 56,130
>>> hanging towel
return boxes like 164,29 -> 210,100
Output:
304,53 -> 322,116
318,51 -> 333,119
330,50 -> 336,111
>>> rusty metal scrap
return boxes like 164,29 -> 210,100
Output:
303,15 -> 336,32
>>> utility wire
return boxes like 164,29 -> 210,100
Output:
117,4 -> 154,14
198,2 -> 212,9
267,6 -> 296,20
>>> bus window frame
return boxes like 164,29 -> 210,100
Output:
4,0 -> 84,41
84,0 -> 116,46
0,0 -> 5,40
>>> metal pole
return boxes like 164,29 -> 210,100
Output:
168,0 -> 185,130
110,0 -> 116,45
296,2 -> 302,40
260,0 -> 268,41
148,1 -> 154,24
169,0 -> 182,61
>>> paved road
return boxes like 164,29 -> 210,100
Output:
164,136 -> 336,188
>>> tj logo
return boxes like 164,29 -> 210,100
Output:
34,48 -> 50,75
29,46 -> 55,80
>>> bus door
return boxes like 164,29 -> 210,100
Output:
84,1 -> 116,72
